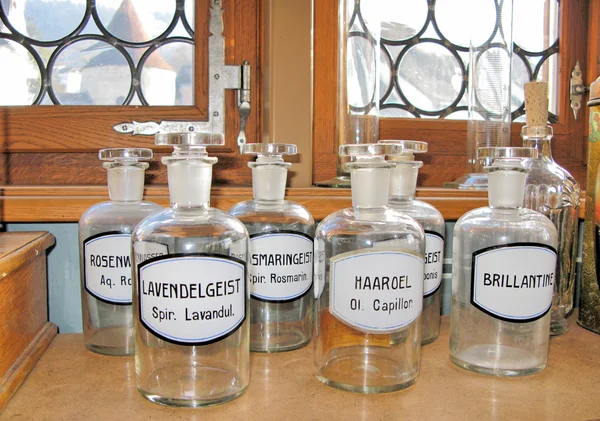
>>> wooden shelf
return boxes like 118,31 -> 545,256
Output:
0,186 -> 585,222
2,316 -> 599,420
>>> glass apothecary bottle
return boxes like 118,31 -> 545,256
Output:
230,143 -> 314,352
450,147 -> 558,377
314,144 -> 425,393
132,133 -> 249,407
380,140 -> 445,345
522,81 -> 580,336
79,148 -> 161,356
522,125 -> 580,336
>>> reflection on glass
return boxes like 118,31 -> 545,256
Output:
2,0 -> 86,42
398,42 -> 462,112
141,42 -> 193,106
51,39 -> 131,105
510,0 -> 559,52
97,0 -> 177,43
0,0 -> 194,106
435,0 -> 496,47
0,39 -> 41,105
361,0 -> 428,41
363,0 -> 560,120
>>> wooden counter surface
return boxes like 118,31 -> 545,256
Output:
1,317 -> 599,420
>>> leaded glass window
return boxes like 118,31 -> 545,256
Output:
357,0 -> 559,121
0,0 -> 194,106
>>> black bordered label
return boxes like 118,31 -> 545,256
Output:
249,230 -> 314,303
424,230 -> 444,297
83,231 -> 133,306
470,242 -> 557,323
138,253 -> 247,346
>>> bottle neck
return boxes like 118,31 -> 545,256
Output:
487,169 -> 526,209
250,161 -> 290,203
105,165 -> 146,203
388,160 -> 420,202
351,166 -> 391,209
165,159 -> 215,208
521,125 -> 554,162
522,136 -> 553,161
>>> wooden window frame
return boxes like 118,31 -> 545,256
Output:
0,0 -> 596,222
313,0 -> 592,189
0,0 -> 259,186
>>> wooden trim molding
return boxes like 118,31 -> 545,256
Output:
0,185 -> 586,222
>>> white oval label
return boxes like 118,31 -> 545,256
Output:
84,233 -> 133,305
249,232 -> 313,302
424,232 -> 444,297
329,249 -> 424,334
138,255 -> 246,345
471,243 -> 557,322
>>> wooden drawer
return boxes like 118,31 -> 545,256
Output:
0,232 -> 56,412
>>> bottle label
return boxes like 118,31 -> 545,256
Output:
471,243 -> 557,322
249,232 -> 313,302
314,238 -> 326,299
84,232 -> 133,305
424,232 -> 444,297
329,249 -> 424,334
138,254 -> 246,345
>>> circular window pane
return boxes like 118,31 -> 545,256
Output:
51,39 -> 131,105
97,0 -> 177,43
435,0 -> 496,48
511,54 -> 530,112
398,42 -> 462,112
473,47 -> 512,116
346,35 -> 377,109
4,0 -> 86,42
510,0 -> 559,52
0,39 -> 42,105
360,0 -> 428,41
141,42 -> 193,106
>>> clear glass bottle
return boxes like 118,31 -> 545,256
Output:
522,125 -> 580,336
132,133 -> 250,407
381,140 -> 445,345
229,143 -> 314,352
79,148 -> 162,356
450,147 -> 558,377
314,144 -> 425,393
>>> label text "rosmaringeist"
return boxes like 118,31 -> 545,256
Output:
251,252 -> 313,266
142,279 -> 241,299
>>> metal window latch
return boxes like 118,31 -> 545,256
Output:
570,61 -> 589,120
114,0 -> 251,150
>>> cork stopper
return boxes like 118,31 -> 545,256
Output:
524,81 -> 549,126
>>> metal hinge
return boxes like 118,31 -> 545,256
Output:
114,0 -> 251,150
570,61 -> 589,120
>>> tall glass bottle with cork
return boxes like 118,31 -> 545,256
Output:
521,81 -> 581,336
79,148 -> 161,356
380,140 -> 445,344
450,147 -> 558,376
314,144 -> 425,393
132,133 -> 249,407
230,143 -> 314,352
